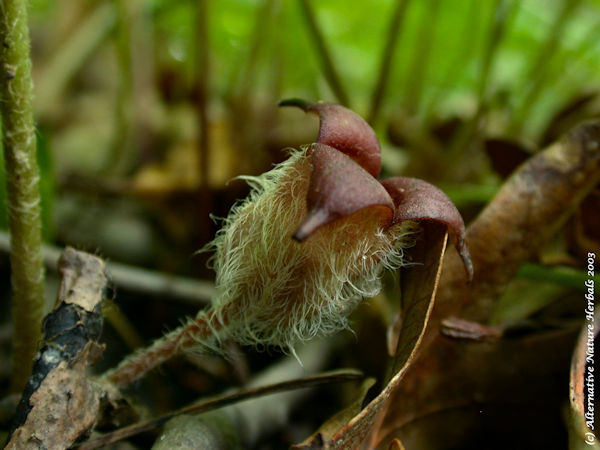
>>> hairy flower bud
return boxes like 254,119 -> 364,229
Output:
201,101 -> 472,354
103,101 -> 473,387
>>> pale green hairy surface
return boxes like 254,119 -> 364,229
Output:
202,148 -> 420,356
0,0 -> 46,392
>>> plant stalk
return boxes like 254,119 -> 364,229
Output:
510,0 -> 581,134
403,0 -> 440,116
297,0 -> 350,107
194,0 -> 210,188
101,309 -> 222,387
0,0 -> 46,392
367,0 -> 411,125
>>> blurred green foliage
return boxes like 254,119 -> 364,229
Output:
8,0 -> 599,272
126,0 -> 600,137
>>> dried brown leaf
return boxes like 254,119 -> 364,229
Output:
302,223 -> 448,449
484,137 -> 531,179
569,311 -> 600,449
293,378 -> 376,449
374,120 -> 600,447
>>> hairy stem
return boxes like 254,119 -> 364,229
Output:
102,309 -> 222,388
0,0 -> 46,393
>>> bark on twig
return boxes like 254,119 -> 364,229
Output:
5,248 -> 107,449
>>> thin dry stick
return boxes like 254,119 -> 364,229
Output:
0,230 -> 215,305
297,0 -> 350,107
35,3 -> 116,120
367,0 -> 412,125
82,369 -> 362,449
0,0 -> 46,393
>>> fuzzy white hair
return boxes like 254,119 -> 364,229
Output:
199,148 -> 420,354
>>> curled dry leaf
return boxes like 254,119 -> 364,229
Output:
293,377 -> 376,449
372,120 -> 600,447
569,310 -> 600,448
295,223 -> 449,449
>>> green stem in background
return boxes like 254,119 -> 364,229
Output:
423,0 -> 481,122
297,0 -> 350,107
194,0 -> 210,188
367,0 -> 412,125
35,3 -> 117,121
109,0 -> 135,176
509,0 -> 581,135
447,0 -> 515,156
227,0 -> 275,103
109,0 -> 155,176
474,0 -> 514,104
517,263 -> 600,291
0,0 -> 46,392
403,0 -> 440,117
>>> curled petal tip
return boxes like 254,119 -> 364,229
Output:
278,99 -> 381,177
293,209 -> 330,242
295,144 -> 394,241
278,98 -> 312,110
380,177 -> 473,282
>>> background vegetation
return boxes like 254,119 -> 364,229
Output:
1,0 -> 600,448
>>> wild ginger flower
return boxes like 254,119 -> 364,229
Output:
104,100 -> 473,387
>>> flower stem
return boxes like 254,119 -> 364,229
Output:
102,309 -> 222,388
0,0 -> 46,393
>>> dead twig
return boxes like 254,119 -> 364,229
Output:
78,368 -> 363,449
5,248 -> 107,449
